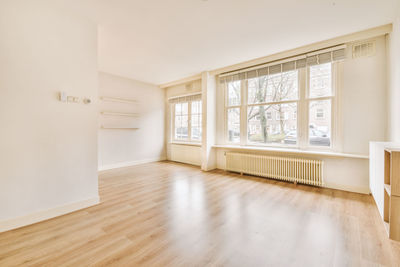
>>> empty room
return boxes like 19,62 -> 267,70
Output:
1,0 -> 400,266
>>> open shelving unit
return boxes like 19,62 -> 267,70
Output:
383,148 -> 400,241
99,96 -> 140,130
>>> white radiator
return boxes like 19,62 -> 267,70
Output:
225,152 -> 324,186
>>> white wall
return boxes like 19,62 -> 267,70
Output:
0,0 -> 99,231
165,80 -> 202,166
340,36 -> 387,154
388,7 -> 400,142
98,72 -> 166,170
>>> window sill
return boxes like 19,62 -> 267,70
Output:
170,141 -> 202,147
212,144 -> 369,159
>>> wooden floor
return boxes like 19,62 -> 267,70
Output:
1,161 -> 399,266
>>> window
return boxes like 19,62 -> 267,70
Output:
308,63 -> 332,147
224,61 -> 335,149
191,100 -> 202,141
247,70 -> 298,145
174,102 -> 188,140
173,99 -> 202,142
226,81 -> 241,143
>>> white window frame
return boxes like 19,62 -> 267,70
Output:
223,62 -> 339,151
172,100 -> 202,143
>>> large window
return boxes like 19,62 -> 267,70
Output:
247,70 -> 299,145
224,62 -> 336,149
173,100 -> 202,142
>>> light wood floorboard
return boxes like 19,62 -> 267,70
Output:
0,161 -> 399,266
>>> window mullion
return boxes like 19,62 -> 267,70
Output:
298,67 -> 308,149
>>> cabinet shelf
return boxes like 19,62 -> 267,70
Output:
383,148 -> 400,241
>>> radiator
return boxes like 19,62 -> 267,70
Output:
225,152 -> 324,186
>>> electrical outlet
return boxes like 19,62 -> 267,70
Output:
59,91 -> 67,102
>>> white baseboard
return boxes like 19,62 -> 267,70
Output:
324,182 -> 370,194
0,196 -> 99,233
98,157 -> 166,171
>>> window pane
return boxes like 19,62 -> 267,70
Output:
309,100 -> 331,146
191,100 -> 201,114
267,71 -> 298,102
181,102 -> 188,115
248,76 -> 268,104
227,108 -> 240,143
227,81 -> 241,106
175,115 -> 188,140
175,103 -> 182,115
309,63 -> 332,98
247,103 -> 297,144
191,114 -> 202,141
248,71 -> 298,104
174,115 -> 181,139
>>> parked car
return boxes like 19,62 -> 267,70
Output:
283,130 -> 297,144
309,129 -> 330,146
284,129 -> 330,146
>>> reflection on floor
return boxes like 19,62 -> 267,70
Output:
0,161 -> 399,266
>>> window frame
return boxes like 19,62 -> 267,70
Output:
223,62 -> 339,151
172,99 -> 202,143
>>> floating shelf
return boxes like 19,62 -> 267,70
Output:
100,96 -> 137,104
100,126 -> 139,130
100,111 -> 139,117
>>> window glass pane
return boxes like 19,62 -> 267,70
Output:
309,63 -> 332,98
178,115 -> 188,139
227,108 -> 240,143
267,71 -> 298,103
174,115 -> 181,139
248,71 -> 298,104
227,81 -> 241,106
191,100 -> 201,114
309,100 -> 331,146
175,103 -> 182,115
248,76 -> 268,104
181,102 -> 188,115
191,114 -> 202,141
247,103 -> 297,144
174,103 -> 187,140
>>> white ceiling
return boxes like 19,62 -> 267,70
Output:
71,0 -> 397,85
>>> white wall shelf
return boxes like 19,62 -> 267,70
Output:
101,126 -> 139,130
100,96 -> 137,104
100,111 -> 139,118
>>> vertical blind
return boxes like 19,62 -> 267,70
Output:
219,45 -> 346,83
